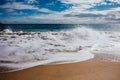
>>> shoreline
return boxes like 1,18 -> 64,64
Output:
0,29 -> 120,80
0,59 -> 120,80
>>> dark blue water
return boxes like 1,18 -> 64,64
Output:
0,24 -> 120,32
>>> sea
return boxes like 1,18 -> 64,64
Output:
0,24 -> 120,72
0,24 -> 120,32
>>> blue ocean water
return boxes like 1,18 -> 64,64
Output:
0,24 -> 120,32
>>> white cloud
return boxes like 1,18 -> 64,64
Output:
109,0 -> 120,4
26,0 -> 38,4
8,11 -> 25,15
0,0 -> 120,24
61,0 -> 103,4
3,9 -> 119,24
0,2 -> 55,13
60,0 -> 104,11
0,2 -> 36,9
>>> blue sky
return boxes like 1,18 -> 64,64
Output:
0,0 -> 120,24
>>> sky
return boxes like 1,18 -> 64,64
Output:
0,0 -> 120,24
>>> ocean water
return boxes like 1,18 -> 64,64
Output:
0,24 -> 120,72
0,24 -> 120,32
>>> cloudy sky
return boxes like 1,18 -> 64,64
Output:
0,0 -> 120,24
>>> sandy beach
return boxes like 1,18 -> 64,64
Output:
0,59 -> 120,80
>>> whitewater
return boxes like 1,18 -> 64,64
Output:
0,26 -> 120,73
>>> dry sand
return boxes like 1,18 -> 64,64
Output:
0,59 -> 120,80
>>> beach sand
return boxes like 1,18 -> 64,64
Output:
0,59 -> 120,80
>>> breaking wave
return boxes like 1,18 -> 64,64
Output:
0,25 -> 120,72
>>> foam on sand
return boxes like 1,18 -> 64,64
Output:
0,27 -> 120,72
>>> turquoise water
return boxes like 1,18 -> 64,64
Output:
0,24 -> 120,32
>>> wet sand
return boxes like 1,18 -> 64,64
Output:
0,59 -> 120,80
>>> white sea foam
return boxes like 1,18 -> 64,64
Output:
2,29 -> 13,33
0,26 -> 120,72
